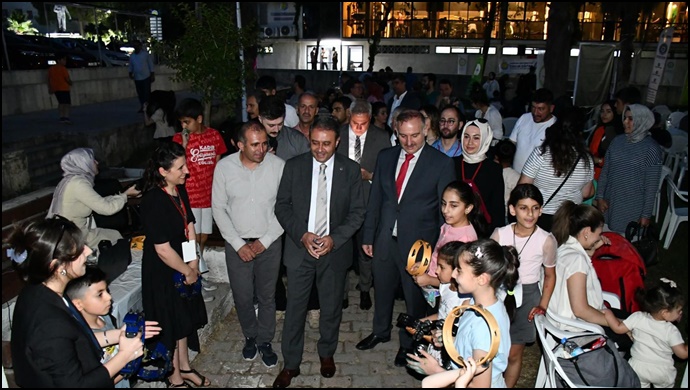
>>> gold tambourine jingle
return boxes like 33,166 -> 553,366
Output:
442,303 -> 501,368
406,239 -> 432,276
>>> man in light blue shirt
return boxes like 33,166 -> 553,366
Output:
128,40 -> 155,113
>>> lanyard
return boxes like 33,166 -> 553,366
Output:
461,160 -> 483,184
162,187 -> 188,239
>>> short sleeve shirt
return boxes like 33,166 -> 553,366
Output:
173,128 -> 227,208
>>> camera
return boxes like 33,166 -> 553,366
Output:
395,313 -> 443,343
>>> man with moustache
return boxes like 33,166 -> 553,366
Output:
509,88 -> 557,173
273,116 -> 365,387
356,109 -> 455,367
294,92 -> 320,139
211,121 -> 285,367
336,99 -> 391,310
431,105 -> 466,158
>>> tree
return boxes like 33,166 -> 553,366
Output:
6,10 -> 38,35
543,2 -> 579,100
366,2 -> 394,72
153,3 -> 258,125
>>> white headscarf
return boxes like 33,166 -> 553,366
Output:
624,104 -> 654,144
47,148 -> 98,217
461,119 -> 493,164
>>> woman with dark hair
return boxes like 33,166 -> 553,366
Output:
140,142 -> 210,387
595,104 -> 663,234
453,119 -> 505,233
588,100 -> 623,180
519,109 -> 594,231
371,101 -> 393,138
6,216 -> 153,387
420,104 -> 441,145
549,201 -> 631,352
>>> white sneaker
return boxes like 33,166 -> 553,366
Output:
203,283 -> 218,292
203,294 -> 215,303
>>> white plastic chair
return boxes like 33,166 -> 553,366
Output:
659,175 -> 688,250
667,111 -> 687,130
652,105 -> 672,127
502,117 -> 519,139
534,314 -> 610,388
654,166 -> 674,223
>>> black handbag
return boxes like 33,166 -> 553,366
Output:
625,221 -> 659,267
555,334 -> 640,388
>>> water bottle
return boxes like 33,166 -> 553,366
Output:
561,337 -> 584,357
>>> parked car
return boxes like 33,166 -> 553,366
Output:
52,37 -> 129,67
1,41 -> 57,70
5,34 -> 100,68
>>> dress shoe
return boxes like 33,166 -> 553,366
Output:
356,333 -> 391,350
272,368 -> 300,388
319,356 -> 336,378
359,291 -> 372,310
395,347 -> 413,367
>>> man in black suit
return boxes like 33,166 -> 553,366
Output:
336,99 -> 392,310
386,73 -> 422,128
273,115 -> 366,388
355,109 -> 456,367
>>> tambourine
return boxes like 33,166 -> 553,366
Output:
173,272 -> 202,299
406,239 -> 432,276
442,303 -> 501,368
119,312 -> 172,381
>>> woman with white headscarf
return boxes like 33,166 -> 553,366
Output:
595,104 -> 663,233
453,118 -> 505,235
47,148 -> 140,249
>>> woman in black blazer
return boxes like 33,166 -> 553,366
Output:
6,216 -> 155,387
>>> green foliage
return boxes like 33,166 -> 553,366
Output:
6,10 -> 38,35
152,3 -> 258,118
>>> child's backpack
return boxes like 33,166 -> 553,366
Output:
591,232 -> 646,315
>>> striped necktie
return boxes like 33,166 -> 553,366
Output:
314,163 -> 328,236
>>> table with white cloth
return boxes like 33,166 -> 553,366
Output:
109,249 -> 143,325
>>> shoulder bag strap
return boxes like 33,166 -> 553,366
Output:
544,155 -> 582,207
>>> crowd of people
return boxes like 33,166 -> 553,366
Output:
5,68 -> 688,389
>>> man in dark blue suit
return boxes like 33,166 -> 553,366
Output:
355,109 -> 456,367
273,116 -> 366,388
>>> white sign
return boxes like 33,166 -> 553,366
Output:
498,58 -> 537,74
646,27 -> 674,104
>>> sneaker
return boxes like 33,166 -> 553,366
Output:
257,342 -> 278,368
202,282 -> 218,292
203,294 -> 215,303
242,337 -> 258,360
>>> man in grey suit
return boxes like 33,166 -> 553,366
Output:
355,109 -> 455,367
336,99 -> 391,310
273,116 -> 366,388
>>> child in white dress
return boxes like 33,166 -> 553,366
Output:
605,278 -> 688,388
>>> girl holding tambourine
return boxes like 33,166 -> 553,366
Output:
407,239 -> 519,388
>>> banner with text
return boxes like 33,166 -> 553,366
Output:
646,27 -> 674,104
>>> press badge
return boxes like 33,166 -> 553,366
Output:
182,239 -> 197,263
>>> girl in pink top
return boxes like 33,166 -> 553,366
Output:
413,181 -> 488,302
490,183 -> 557,388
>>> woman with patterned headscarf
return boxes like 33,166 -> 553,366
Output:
595,104 -> 663,233
453,118 -> 505,235
47,147 -> 140,249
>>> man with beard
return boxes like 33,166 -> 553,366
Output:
509,88 -> 556,173
294,92 -> 320,139
258,95 -> 310,162
431,105 -> 465,158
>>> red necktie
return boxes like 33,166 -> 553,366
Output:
396,153 -> 414,199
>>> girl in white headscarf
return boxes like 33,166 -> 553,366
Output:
595,104 -> 663,233
453,119 -> 505,233
47,148 -> 140,249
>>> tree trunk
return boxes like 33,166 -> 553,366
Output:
481,2 -> 498,77
544,3 -> 576,100
367,2 -> 394,72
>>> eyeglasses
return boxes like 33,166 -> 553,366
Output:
439,118 -> 457,125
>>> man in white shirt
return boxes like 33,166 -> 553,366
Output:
387,73 -> 421,127
509,88 -> 556,173
211,121 -> 285,368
